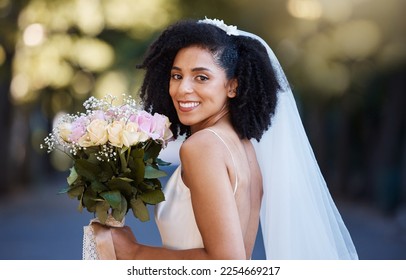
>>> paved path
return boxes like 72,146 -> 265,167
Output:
0,166 -> 405,260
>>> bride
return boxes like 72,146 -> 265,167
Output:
103,18 -> 358,260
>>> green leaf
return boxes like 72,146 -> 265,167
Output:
156,158 -> 171,166
100,190 -> 121,209
87,152 -> 100,164
118,177 -> 133,182
137,181 -> 155,191
131,148 -> 144,159
67,185 -> 84,199
98,161 -> 114,182
144,165 -> 167,179
107,178 -> 132,197
144,141 -> 162,161
90,181 -> 108,193
96,201 -> 110,224
112,194 -> 127,222
130,197 -> 149,222
128,153 -> 145,184
67,167 -> 78,185
77,198 -> 83,212
74,159 -> 102,181
82,188 -> 98,212
119,151 -> 127,173
139,189 -> 165,205
58,187 -> 70,194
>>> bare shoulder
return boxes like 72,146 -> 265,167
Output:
179,130 -> 224,163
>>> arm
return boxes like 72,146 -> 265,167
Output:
111,131 -> 245,259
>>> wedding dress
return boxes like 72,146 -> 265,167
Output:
155,129 -> 238,250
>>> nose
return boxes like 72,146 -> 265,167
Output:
178,77 -> 193,94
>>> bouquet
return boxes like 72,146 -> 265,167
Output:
41,94 -> 173,259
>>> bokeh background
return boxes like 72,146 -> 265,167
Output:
0,0 -> 405,260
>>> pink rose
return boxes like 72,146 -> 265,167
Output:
136,111 -> 154,137
70,116 -> 88,142
91,110 -> 106,121
136,112 -> 173,141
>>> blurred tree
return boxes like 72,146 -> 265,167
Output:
0,0 -> 29,192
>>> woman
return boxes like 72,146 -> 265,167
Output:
109,18 -> 358,260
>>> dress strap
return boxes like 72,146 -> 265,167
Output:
204,129 -> 238,195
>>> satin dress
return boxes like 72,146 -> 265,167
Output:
155,129 -> 238,250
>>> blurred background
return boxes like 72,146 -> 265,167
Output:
0,0 -> 405,260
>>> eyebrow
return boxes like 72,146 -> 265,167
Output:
171,66 -> 213,73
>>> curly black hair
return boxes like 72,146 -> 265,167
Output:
138,19 -> 280,141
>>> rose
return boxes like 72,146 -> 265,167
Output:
152,113 -> 173,141
108,120 -> 125,147
122,122 -> 142,147
59,123 -> 73,142
78,119 -> 108,147
136,111 -> 155,140
70,116 -> 88,143
136,112 -> 172,141
91,110 -> 106,121
88,119 -> 109,145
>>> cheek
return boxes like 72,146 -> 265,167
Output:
169,81 -> 176,97
168,87 -> 177,107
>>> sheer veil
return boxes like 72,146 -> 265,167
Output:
199,18 -> 358,259
242,30 -> 358,260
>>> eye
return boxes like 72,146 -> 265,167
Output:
196,75 -> 209,82
171,73 -> 182,80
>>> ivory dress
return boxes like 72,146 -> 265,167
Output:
155,129 -> 238,250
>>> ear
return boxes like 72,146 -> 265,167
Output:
227,78 -> 238,98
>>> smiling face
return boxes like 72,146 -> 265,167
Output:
169,45 -> 237,133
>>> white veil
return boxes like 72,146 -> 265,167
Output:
241,31 -> 358,260
199,18 -> 358,260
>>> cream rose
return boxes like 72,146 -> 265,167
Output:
59,123 -> 73,143
123,122 -> 142,147
87,119 -> 108,145
77,133 -> 93,147
108,120 -> 125,147
163,117 -> 173,141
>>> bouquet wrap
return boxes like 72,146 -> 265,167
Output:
83,215 -> 125,260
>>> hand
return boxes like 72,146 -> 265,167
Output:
111,226 -> 138,259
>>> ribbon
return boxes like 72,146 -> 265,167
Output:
84,216 -> 125,260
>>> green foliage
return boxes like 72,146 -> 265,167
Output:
62,140 -> 169,225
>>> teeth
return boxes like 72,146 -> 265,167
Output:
179,102 -> 200,108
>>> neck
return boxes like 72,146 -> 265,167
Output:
190,107 -> 231,134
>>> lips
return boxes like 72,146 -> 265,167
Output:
178,101 -> 200,112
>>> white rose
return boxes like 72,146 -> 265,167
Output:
77,133 -> 93,147
59,123 -> 72,143
108,120 -> 125,147
87,119 -> 108,145
163,118 -> 173,141
123,122 -> 142,147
